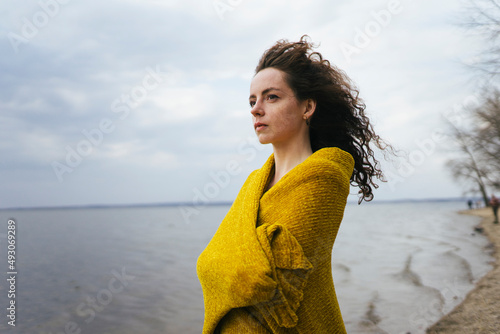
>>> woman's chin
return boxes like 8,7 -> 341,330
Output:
256,135 -> 271,145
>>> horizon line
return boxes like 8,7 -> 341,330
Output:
0,196 -> 472,211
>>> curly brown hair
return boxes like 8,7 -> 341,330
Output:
255,35 -> 390,203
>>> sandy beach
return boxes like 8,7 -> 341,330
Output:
426,208 -> 500,334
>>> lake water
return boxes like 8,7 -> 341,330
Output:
0,201 -> 493,334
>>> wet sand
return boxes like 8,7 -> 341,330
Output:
426,207 -> 499,334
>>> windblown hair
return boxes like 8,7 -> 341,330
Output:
255,35 -> 390,203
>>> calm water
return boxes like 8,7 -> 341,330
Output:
0,201 -> 493,334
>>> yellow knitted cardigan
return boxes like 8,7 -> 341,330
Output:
197,147 -> 354,334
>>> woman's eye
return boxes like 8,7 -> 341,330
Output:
249,101 -> 256,107
267,94 -> 278,101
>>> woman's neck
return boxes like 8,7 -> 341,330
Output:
269,139 -> 313,189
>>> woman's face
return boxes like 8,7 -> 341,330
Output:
249,68 -> 310,146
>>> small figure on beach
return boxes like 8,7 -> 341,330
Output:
489,195 -> 499,224
467,199 -> 473,210
196,35 -> 391,333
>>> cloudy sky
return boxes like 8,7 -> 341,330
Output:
0,0 -> 486,209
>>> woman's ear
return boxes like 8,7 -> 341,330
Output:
304,98 -> 317,119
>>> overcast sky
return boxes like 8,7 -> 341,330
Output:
0,0 -> 486,209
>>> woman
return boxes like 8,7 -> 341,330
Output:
197,35 -> 389,333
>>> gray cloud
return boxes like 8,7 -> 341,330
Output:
0,0 -> 482,208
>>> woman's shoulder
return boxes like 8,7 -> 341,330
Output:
303,147 -> 354,179
238,154 -> 275,191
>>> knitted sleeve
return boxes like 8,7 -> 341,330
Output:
253,223 -> 314,328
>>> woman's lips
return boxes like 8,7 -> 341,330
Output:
254,122 -> 267,131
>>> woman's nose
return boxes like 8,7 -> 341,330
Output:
250,101 -> 264,117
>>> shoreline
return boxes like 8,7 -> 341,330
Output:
426,207 -> 499,334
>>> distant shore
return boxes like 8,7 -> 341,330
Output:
0,197 -> 470,211
426,207 -> 499,334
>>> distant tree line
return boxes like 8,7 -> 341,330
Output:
446,0 -> 500,205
